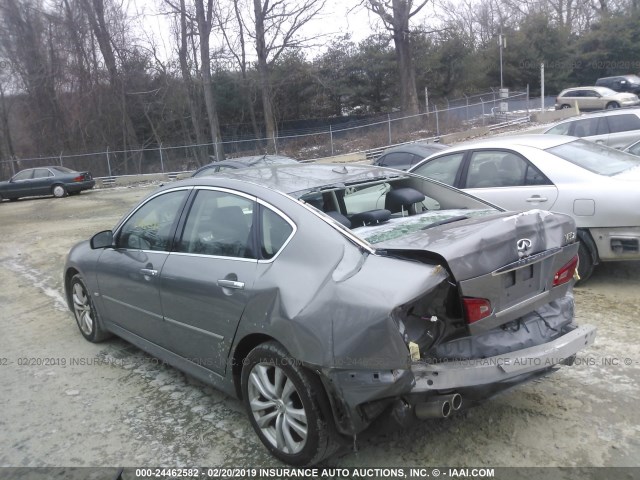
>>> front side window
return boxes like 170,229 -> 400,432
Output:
569,118 -> 602,137
179,189 -> 255,259
412,153 -> 464,186
12,170 -> 33,181
117,190 -> 188,251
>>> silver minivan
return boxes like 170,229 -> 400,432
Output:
543,109 -> 640,149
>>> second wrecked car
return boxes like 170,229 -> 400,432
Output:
63,164 -> 596,465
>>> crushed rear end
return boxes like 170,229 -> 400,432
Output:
324,208 -> 596,434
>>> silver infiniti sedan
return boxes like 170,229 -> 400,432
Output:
410,134 -> 640,282
64,164 -> 595,465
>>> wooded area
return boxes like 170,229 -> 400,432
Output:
0,0 -> 639,169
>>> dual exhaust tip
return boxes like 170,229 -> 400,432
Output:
415,393 -> 463,419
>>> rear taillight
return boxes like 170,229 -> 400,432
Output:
73,175 -> 84,182
553,255 -> 579,286
462,297 -> 492,324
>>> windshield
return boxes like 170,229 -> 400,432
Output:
546,139 -> 640,176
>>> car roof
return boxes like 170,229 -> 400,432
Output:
560,86 -> 616,95
382,142 -> 447,156
443,134 -> 577,152
192,155 -> 298,177
543,108 -> 640,127
173,163 -> 406,197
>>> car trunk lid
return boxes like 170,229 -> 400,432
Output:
355,209 -> 579,334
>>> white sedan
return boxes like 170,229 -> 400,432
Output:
409,134 -> 640,281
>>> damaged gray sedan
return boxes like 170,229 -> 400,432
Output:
63,164 -> 596,465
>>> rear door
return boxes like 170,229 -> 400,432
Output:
31,168 -> 54,195
461,150 -> 559,211
604,113 -> 640,148
160,188 -> 259,375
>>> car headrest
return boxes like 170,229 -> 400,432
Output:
385,187 -> 426,213
325,211 -> 352,228
350,209 -> 391,227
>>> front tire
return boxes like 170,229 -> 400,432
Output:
560,104 -> 571,109
241,341 -> 338,465
70,274 -> 110,342
605,102 -> 620,110
576,241 -> 595,285
52,184 -> 67,198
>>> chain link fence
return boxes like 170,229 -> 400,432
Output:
0,89 -> 539,181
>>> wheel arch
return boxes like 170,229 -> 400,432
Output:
577,228 -> 599,265
64,267 -> 80,310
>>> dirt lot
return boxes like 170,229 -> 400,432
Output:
1,185 -> 639,469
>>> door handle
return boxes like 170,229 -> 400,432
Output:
140,268 -> 158,276
526,196 -> 548,203
217,279 -> 245,290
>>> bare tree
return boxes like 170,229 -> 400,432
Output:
80,0 -> 141,172
233,0 -> 325,152
194,0 -> 224,159
366,0 -> 430,114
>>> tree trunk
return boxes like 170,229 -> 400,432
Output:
253,0 -> 277,153
195,0 -> 224,160
178,0 -> 208,165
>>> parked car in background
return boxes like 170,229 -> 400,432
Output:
192,154 -> 297,177
0,166 -> 95,202
409,135 -> 640,282
595,75 -> 640,94
64,163 -> 594,465
543,109 -> 640,149
554,86 -> 640,111
372,142 -> 448,170
623,138 -> 640,156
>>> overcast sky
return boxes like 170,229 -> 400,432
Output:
132,0 -> 439,62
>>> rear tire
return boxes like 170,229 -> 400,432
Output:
576,241 -> 595,285
560,104 -> 571,109
605,102 -> 620,109
241,341 -> 339,465
52,184 -> 67,198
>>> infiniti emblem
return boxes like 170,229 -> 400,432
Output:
517,238 -> 532,256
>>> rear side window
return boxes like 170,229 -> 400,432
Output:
378,152 -> 413,168
260,206 -> 293,260
179,190 -> 255,258
33,168 -> 52,178
606,114 -> 640,133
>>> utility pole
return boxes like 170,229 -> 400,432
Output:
498,27 -> 506,90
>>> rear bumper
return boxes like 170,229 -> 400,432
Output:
67,180 -> 95,192
411,324 -> 597,391
590,226 -> 640,261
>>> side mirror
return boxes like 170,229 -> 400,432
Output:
90,230 -> 114,249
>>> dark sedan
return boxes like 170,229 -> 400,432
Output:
0,166 -> 95,201
64,164 -> 595,465
192,154 -> 297,177
372,142 -> 448,170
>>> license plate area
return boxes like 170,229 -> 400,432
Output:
500,262 -> 545,309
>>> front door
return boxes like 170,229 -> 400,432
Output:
95,189 -> 190,348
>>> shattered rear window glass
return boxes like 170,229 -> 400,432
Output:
354,209 -> 497,244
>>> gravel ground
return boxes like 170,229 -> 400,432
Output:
1,186 -> 639,471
